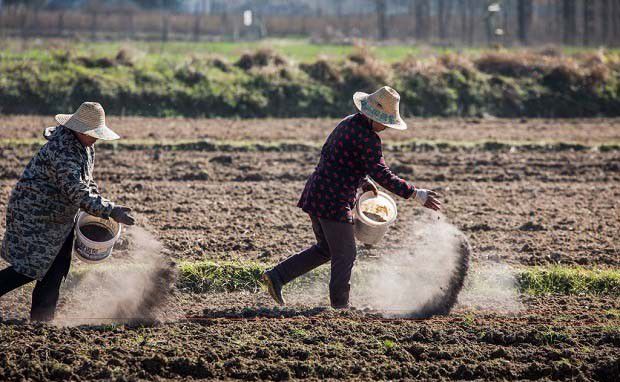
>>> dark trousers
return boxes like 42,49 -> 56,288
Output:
274,216 -> 356,307
0,231 -> 73,322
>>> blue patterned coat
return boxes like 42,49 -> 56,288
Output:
1,126 -> 114,280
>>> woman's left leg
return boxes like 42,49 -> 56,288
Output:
30,231 -> 74,322
318,218 -> 357,309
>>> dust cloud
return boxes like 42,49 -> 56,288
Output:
351,212 -> 468,317
291,211 -> 522,317
458,261 -> 524,313
56,226 -> 178,326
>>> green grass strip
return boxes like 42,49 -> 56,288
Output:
177,261 -> 265,293
1,138 -> 618,153
517,266 -> 620,296
176,261 -> 620,296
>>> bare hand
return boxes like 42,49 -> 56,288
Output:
424,190 -> 442,211
362,180 -> 379,196
414,189 -> 442,211
111,206 -> 136,226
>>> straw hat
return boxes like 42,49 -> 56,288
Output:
55,102 -> 120,141
353,86 -> 407,130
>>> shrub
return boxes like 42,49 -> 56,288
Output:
0,48 -> 619,118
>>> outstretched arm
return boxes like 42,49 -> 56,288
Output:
362,135 -> 441,210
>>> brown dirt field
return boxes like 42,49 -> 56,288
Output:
1,146 -> 618,266
0,117 -> 619,381
0,293 -> 618,381
2,115 -> 620,144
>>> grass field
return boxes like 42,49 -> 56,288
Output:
3,37 -> 619,64
2,39 -> 620,118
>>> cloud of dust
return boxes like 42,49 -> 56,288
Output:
56,226 -> 177,326
291,211 -> 522,317
351,213 -> 466,316
458,261 -> 524,313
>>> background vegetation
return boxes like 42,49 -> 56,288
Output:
2,42 -> 619,118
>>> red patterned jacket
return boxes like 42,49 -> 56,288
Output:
298,113 -> 415,223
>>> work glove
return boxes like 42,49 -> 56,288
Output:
361,178 -> 379,196
111,206 -> 136,226
414,189 -> 442,211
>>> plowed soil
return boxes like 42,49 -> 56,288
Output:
0,117 -> 619,381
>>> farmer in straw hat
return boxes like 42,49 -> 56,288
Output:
262,86 -> 441,309
0,102 -> 135,322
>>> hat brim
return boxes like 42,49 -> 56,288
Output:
353,92 -> 408,131
55,114 -> 120,141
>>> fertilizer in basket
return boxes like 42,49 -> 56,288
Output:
361,198 -> 392,223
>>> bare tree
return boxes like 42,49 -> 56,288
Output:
562,0 -> 577,45
84,0 -> 101,40
583,0 -> 595,46
438,0 -> 454,40
193,0 -> 204,41
415,0 -> 430,41
615,0 -> 620,45
375,0 -> 387,40
601,0 -> 611,44
517,0 -> 533,45
460,0 -> 468,44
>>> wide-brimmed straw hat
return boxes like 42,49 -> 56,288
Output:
55,102 -> 120,141
353,86 -> 407,130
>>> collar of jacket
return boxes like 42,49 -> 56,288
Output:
357,112 -> 373,132
44,125 -> 89,153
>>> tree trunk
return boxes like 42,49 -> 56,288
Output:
193,14 -> 201,41
614,0 -> 620,45
31,8 -> 39,35
517,0 -> 533,45
562,0 -> 576,45
90,12 -> 98,40
467,0 -> 476,45
161,13 -> 169,42
438,0 -> 453,40
438,0 -> 446,40
601,0 -> 611,44
128,12 -> 135,39
57,11 -> 65,36
460,0 -> 469,44
555,0 -> 563,43
583,0 -> 594,46
375,0 -> 388,40
415,0 -> 430,40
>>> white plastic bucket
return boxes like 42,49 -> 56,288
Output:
73,211 -> 121,263
354,191 -> 398,245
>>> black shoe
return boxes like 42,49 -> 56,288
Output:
262,270 -> 285,305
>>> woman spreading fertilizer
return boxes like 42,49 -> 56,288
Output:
0,102 -> 135,322
262,86 -> 441,309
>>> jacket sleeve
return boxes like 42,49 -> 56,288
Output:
362,133 -> 416,199
54,154 -> 114,218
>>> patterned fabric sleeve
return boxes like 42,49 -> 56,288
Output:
54,155 -> 114,218
362,133 -> 416,199
90,180 -> 100,194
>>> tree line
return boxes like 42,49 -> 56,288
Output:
0,0 -> 619,46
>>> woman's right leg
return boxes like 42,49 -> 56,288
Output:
0,266 -> 34,297
272,216 -> 331,285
